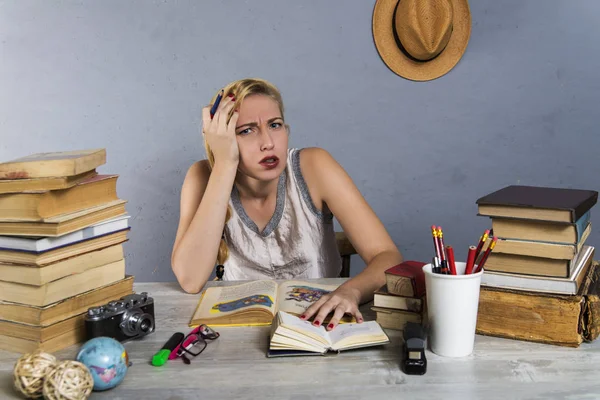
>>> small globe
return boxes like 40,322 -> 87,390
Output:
76,337 -> 129,391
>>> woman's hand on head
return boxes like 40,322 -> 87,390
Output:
201,94 -> 240,168
299,285 -> 363,331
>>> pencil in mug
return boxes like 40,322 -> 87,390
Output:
465,245 -> 477,275
445,245 -> 457,275
431,226 -> 441,273
210,90 -> 224,119
436,227 -> 449,274
473,236 -> 497,274
473,229 -> 490,262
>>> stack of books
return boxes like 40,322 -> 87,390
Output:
0,149 -> 134,353
371,261 -> 427,330
474,185 -> 600,347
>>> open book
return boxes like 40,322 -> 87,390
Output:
189,280 -> 354,327
267,311 -> 389,357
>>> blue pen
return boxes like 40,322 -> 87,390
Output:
210,90 -> 224,119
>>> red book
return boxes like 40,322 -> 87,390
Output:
384,261 -> 426,298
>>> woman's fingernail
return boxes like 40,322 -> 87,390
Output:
227,93 -> 234,97
300,315 -> 306,319
327,323 -> 334,329
358,318 -> 363,323
314,320 -> 320,326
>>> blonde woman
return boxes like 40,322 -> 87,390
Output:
172,78 -> 402,330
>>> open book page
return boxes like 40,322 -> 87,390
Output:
329,321 -> 389,351
192,280 -> 278,321
278,311 -> 330,347
276,280 -> 342,316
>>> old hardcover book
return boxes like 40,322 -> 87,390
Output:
0,259 -> 125,306
482,244 -> 593,278
0,312 -> 87,342
476,185 -> 598,223
0,276 -> 133,325
373,285 -> 424,312
384,261 -> 426,297
0,170 -> 97,194
488,222 -> 591,260
476,261 -> 600,347
0,215 -> 129,252
0,174 -> 119,221
0,149 -> 106,179
371,307 -> 424,330
0,326 -> 86,353
481,246 -> 594,294
267,311 -> 389,357
190,280 -> 354,327
0,244 -> 125,285
491,214 -> 590,245
0,229 -> 129,266
0,199 -> 127,237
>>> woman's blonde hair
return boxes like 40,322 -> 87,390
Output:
204,78 -> 286,267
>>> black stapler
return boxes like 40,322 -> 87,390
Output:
402,322 -> 427,375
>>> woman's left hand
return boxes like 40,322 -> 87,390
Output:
300,285 -> 364,330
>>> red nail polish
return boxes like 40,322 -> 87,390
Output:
227,93 -> 234,97
314,320 -> 320,326
327,323 -> 334,329
300,315 -> 306,319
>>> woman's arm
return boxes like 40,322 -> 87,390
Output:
172,96 -> 240,293
298,147 -> 403,329
171,160 -> 237,293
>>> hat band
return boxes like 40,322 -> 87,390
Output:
392,0 -> 453,63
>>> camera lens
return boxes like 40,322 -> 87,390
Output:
120,310 -> 155,337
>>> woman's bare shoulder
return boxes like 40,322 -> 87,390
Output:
182,159 -> 212,193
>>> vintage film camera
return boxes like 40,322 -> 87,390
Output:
85,292 -> 155,342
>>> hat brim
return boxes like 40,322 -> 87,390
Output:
372,0 -> 471,81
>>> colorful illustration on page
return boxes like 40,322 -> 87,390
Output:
285,286 -> 331,304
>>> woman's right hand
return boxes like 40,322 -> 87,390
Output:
201,93 -> 240,168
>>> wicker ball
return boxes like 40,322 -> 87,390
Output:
13,350 -> 58,399
42,360 -> 93,400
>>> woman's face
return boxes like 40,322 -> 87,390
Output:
234,94 -> 288,181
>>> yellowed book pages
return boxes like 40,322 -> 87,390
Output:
0,199 -> 127,236
0,148 -> 106,179
0,230 -> 128,266
488,222 -> 591,260
371,307 -> 423,331
0,327 -> 86,354
478,204 -> 572,223
0,259 -> 125,306
0,170 -> 97,194
0,174 -> 119,221
190,280 -> 352,327
0,276 -> 134,326
484,252 -> 570,277
491,218 -> 585,244
0,312 -> 86,342
0,244 -> 124,285
476,287 -> 585,347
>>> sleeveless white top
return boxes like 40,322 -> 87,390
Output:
222,148 -> 342,280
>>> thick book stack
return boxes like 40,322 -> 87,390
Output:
372,261 -> 427,330
474,185 -> 600,347
0,149 -> 134,353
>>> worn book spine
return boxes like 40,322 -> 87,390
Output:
384,261 -> 426,297
476,261 -> 600,347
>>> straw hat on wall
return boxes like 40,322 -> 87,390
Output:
372,0 -> 471,81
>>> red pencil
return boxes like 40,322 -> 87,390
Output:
465,245 -> 477,275
473,229 -> 490,262
445,245 -> 457,275
473,236 -> 497,274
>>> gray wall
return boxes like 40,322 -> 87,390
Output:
1,1 -> 599,282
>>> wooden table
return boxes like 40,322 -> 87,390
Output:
1,279 -> 600,399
